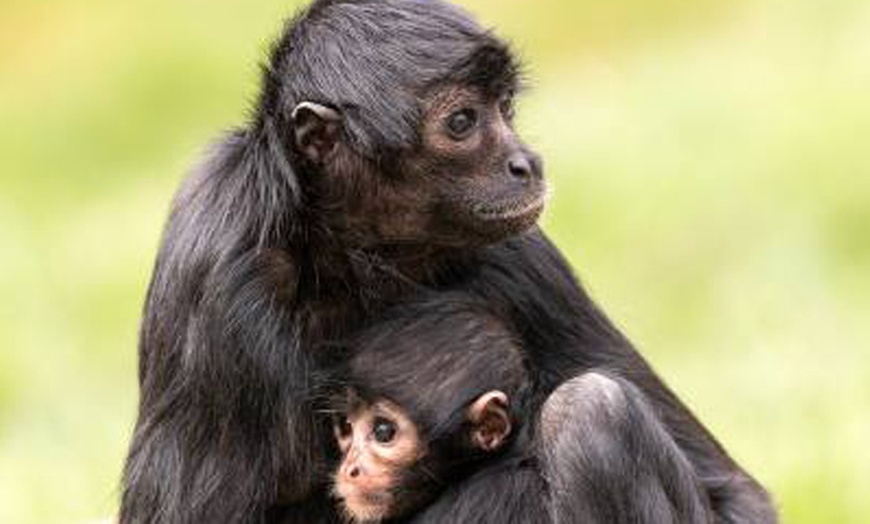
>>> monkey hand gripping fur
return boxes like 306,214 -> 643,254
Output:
120,1 -> 777,523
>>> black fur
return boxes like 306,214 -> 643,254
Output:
339,297 -> 718,524
538,373 -> 713,523
340,293 -> 529,438
333,294 -> 533,520
259,0 -> 517,154
121,0 -> 777,523
431,233 -> 777,522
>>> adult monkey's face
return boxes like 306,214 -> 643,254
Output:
286,1 -> 544,249
292,84 -> 545,249
406,84 -> 545,246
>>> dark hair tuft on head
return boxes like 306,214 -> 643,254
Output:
256,0 -> 520,156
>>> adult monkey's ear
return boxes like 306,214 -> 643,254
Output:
468,391 -> 512,452
292,101 -> 342,164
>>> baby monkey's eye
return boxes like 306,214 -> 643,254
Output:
372,417 -> 398,444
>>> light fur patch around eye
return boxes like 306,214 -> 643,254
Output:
422,86 -> 485,152
369,399 -> 427,463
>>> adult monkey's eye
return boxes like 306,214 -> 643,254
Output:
445,108 -> 478,139
372,417 -> 398,444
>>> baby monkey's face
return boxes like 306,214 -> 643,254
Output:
331,390 -> 512,523
332,397 -> 426,522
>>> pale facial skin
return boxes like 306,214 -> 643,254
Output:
332,398 -> 426,522
332,391 -> 512,523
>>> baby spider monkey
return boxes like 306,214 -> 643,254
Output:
327,294 -> 541,523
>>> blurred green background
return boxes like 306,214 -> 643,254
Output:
1,0 -> 868,522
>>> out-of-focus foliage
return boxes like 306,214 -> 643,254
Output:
1,0 -> 868,522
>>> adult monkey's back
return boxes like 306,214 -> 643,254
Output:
121,0 -> 776,522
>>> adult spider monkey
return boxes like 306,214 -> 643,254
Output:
121,0 -> 776,522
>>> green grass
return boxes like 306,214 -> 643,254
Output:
1,0 -> 868,522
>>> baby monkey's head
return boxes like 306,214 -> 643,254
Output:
332,388 -> 512,522
330,295 -> 529,522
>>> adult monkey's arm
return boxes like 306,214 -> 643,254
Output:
121,130 -> 328,523
458,230 -> 778,523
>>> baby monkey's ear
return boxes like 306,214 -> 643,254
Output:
468,391 -> 512,452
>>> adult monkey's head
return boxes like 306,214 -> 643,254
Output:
258,0 -> 544,249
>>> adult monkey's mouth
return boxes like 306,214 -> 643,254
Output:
473,191 -> 547,223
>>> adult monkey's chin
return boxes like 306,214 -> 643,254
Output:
461,191 -> 547,244
474,191 -> 546,225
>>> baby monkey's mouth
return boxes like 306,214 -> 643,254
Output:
342,495 -> 392,522
335,483 -> 394,522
